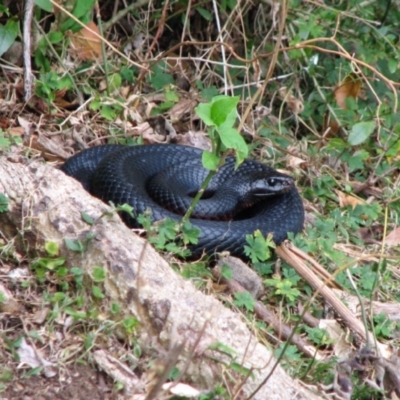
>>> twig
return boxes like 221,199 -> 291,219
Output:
211,0 -> 228,94
23,0 -> 35,102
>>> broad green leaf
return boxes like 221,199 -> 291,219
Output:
61,0 -> 95,33
348,121 -> 375,146
47,31 -> 63,44
210,96 -> 239,127
108,73 -> 122,92
0,19 -> 18,57
199,86 -> 219,101
233,292 -> 255,312
219,106 -> 238,130
388,59 -> 397,74
202,150 -> 220,170
195,102 -> 214,126
81,212 -> 95,225
92,266 -> 106,282
73,0 -> 96,19
149,63 -> 174,90
51,292 -> 66,302
34,0 -> 53,12
217,127 -> 248,158
65,238 -> 85,252
92,286 -> 105,299
100,105 -> 116,121
45,242 -> 59,257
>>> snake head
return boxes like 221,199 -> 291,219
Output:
251,176 -> 294,196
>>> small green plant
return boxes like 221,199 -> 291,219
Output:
303,326 -> 334,347
0,193 -> 8,213
233,291 -> 255,312
89,97 -> 124,121
34,71 -> 73,106
136,212 -> 199,258
178,95 -> 249,224
0,129 -> 22,150
0,16 -> 18,58
373,313 -> 395,339
264,277 -> 301,303
30,242 -> 67,282
244,230 -> 275,263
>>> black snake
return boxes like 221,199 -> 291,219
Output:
61,144 -> 304,258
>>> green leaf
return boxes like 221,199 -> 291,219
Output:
34,0 -> 53,12
0,19 -> 19,57
92,285 -> 105,299
108,73 -> 122,92
217,127 -> 248,158
120,66 -> 135,83
81,212 -> 95,225
149,63 -> 174,90
64,308 -> 87,318
60,0 -> 95,32
56,267 -> 69,278
44,242 -> 59,257
65,238 -> 85,252
32,257 -> 65,271
220,264 -> 233,279
123,317 -> 139,334
164,85 -> 179,103
110,303 -> 120,314
233,292 -> 255,312
202,150 -> 219,170
0,193 -> 9,213
210,96 -> 239,127
275,280 -> 300,302
51,292 -> 66,302
347,121 -> 375,146
199,85 -> 219,101
72,0 -> 96,19
92,266 -> 106,282
208,341 -> 236,358
47,31 -> 63,44
388,59 -> 397,74
181,221 -> 199,245
244,231 -> 274,263
195,102 -> 214,126
197,7 -> 213,21
100,105 -> 117,121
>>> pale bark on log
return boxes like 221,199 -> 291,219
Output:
0,153 -> 322,400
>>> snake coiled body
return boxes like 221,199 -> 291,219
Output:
61,144 -> 304,258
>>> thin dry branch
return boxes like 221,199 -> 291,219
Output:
275,243 -> 380,348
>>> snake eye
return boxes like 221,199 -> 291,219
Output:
267,178 -> 277,186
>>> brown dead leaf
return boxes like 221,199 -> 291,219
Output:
0,116 -> 10,129
8,126 -> 25,137
167,98 -> 198,122
70,21 -> 102,61
324,73 -> 362,136
173,131 -> 212,151
287,155 -> 306,169
278,87 -> 304,115
357,225 -> 384,244
385,227 -> 400,246
335,190 -> 365,208
334,73 -> 362,109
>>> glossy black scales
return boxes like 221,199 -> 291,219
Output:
61,144 -> 304,258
